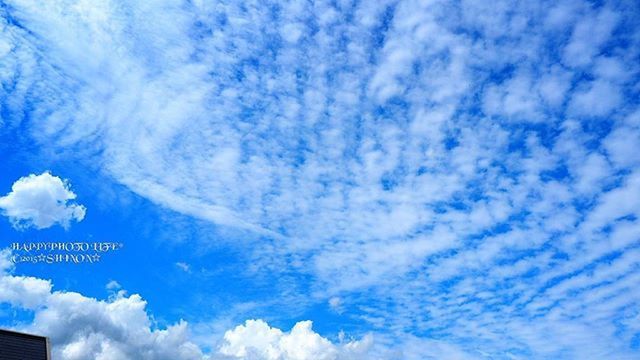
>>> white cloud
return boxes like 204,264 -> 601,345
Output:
604,125 -> 640,169
568,80 -> 622,117
218,319 -> 372,360
105,280 -> 121,291
0,249 -> 203,360
0,249 -> 52,309
483,72 -> 543,121
537,67 -> 572,108
2,0 -> 640,358
562,7 -> 619,68
176,262 -> 191,273
0,250 -> 374,360
0,172 -> 86,230
328,297 -> 342,313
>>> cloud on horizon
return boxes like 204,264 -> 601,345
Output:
0,249 -> 378,360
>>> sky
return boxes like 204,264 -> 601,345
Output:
0,0 -> 639,359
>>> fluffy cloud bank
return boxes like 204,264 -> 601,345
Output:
0,249 -> 373,360
219,320 -> 372,360
0,172 -> 86,230
0,250 -> 203,360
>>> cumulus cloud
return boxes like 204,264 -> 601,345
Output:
0,249 -> 52,309
0,250 -> 203,360
0,250 -> 373,360
0,172 -> 86,230
218,319 -> 372,360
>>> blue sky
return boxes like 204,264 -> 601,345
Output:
0,0 -> 640,359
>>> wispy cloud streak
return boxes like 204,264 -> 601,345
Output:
1,0 -> 640,357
